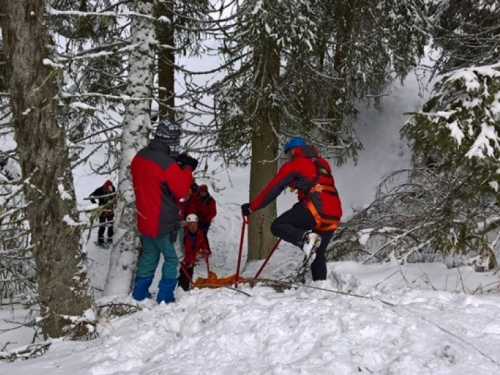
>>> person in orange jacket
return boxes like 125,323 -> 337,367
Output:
197,184 -> 217,236
178,214 -> 211,291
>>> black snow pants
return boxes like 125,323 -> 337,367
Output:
270,203 -> 334,281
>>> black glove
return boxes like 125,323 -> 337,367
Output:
176,153 -> 199,171
241,203 -> 252,216
169,230 -> 178,244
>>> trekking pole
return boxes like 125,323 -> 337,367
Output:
253,239 -> 281,280
235,214 -> 249,288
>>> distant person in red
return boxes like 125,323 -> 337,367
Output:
197,184 -> 217,237
241,136 -> 342,281
178,214 -> 211,291
89,180 -> 116,247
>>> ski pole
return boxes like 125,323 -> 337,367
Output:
253,239 -> 281,280
235,214 -> 248,288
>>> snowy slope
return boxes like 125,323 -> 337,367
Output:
3,70 -> 500,374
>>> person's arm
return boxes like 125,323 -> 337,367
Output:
89,187 -> 101,204
199,231 -> 211,255
249,161 -> 298,212
164,162 -> 193,200
207,198 -> 217,222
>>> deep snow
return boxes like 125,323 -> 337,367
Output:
2,70 -> 500,374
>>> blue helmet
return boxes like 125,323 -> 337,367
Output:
284,136 -> 306,153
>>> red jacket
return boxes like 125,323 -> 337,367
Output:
183,227 -> 211,265
131,139 -> 193,237
198,193 -> 217,223
180,192 -> 200,220
250,145 -> 342,221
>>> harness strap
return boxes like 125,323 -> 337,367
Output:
305,198 -> 341,231
308,184 -> 339,196
304,159 -> 340,231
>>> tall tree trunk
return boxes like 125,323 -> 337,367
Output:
0,0 -> 92,338
247,46 -> 280,261
104,0 -> 155,296
155,0 -> 175,120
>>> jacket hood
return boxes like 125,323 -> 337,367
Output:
293,144 -> 319,159
148,138 -> 170,154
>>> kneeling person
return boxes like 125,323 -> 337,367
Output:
178,214 -> 211,291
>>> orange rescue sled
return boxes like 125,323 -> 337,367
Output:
191,216 -> 281,289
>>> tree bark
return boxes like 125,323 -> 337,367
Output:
247,45 -> 280,261
155,0 -> 175,120
104,0 -> 155,296
0,0 -> 92,338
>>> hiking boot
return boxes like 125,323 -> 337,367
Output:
301,231 -> 321,264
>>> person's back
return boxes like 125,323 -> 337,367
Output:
287,145 -> 342,223
131,140 -> 192,238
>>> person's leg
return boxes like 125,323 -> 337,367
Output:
270,203 -> 316,246
156,235 -> 179,303
310,230 -> 334,281
107,215 -> 114,243
177,264 -> 194,291
201,222 -> 210,236
97,215 -> 106,245
132,236 -> 160,301
201,222 -> 211,247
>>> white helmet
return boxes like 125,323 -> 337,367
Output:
186,214 -> 198,223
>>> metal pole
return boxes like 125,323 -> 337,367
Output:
235,215 -> 248,288
253,239 -> 281,280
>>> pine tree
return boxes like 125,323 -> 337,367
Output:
0,0 -> 92,338
104,0 -> 156,297
186,0 -> 428,260
341,1 -> 500,267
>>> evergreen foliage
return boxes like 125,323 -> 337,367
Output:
337,0 -> 500,267
186,0 -> 428,166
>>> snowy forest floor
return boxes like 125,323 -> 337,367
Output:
3,72 -> 500,374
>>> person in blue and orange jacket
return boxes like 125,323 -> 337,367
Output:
178,214 -> 211,291
241,136 -> 342,281
130,120 -> 199,304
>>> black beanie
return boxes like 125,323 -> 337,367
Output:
155,119 -> 181,156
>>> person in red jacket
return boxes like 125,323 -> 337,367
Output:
197,184 -> 217,237
241,136 -> 342,281
130,120 -> 199,304
180,182 -> 200,220
178,214 -> 211,291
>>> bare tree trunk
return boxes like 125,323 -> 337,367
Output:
155,0 -> 175,120
0,0 -> 92,338
248,129 -> 278,260
247,46 -> 280,261
104,0 -> 155,296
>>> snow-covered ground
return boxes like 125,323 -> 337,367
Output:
3,71 -> 500,374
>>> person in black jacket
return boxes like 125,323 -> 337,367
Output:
89,180 -> 116,247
